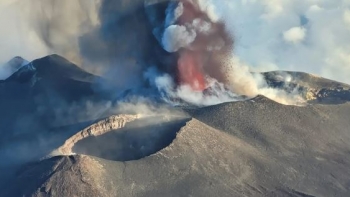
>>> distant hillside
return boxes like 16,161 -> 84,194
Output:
263,71 -> 350,104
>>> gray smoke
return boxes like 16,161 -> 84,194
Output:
0,0 -> 99,69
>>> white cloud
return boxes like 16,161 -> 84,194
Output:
212,0 -> 350,84
344,9 -> 350,27
283,27 -> 306,44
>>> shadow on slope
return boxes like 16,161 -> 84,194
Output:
73,117 -> 190,161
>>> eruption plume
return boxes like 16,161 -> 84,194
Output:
160,0 -> 234,91
177,50 -> 206,91
0,0 -> 308,106
146,0 -> 305,105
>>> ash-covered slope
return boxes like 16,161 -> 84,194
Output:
0,55 -> 116,188
8,96 -> 350,197
0,54 -> 114,138
1,54 -> 350,196
3,54 -> 104,100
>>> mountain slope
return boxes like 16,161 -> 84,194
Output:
0,56 -> 29,80
1,55 -> 350,196
7,96 -> 350,197
0,55 -> 117,189
0,54 -> 114,149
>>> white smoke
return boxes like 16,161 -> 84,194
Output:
165,1 -> 184,26
162,25 -> 197,52
220,54 -> 305,105
157,0 -> 306,105
180,54 -> 304,106
154,73 -> 239,106
283,27 -> 307,44
161,0 -> 223,53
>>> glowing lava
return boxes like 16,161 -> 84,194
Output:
164,0 -> 233,91
175,0 -> 207,91
177,50 -> 206,91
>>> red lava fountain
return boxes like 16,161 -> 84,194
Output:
173,0 -> 234,91
177,50 -> 206,91
175,0 -> 207,91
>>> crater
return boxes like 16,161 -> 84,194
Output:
72,116 -> 189,161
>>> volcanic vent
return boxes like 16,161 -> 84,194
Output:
145,0 -> 235,92
56,114 -> 189,161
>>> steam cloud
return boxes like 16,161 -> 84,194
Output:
0,0 -> 349,105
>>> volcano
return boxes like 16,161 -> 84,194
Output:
0,55 -> 349,196
144,0 -> 235,92
0,55 -> 116,138
0,55 -> 120,190
1,0 -> 350,196
4,95 -> 350,197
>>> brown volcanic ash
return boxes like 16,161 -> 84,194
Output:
166,0 -> 234,91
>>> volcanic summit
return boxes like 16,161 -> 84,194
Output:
0,0 -> 350,197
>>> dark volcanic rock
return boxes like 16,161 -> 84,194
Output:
4,54 -> 100,99
72,116 -> 189,161
0,55 -> 112,147
0,56 -> 28,80
0,55 -> 117,190
8,96 -> 350,197
1,54 -> 119,125
1,54 -> 350,196
10,155 -> 112,197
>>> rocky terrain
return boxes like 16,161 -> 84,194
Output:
263,71 -> 350,104
1,94 -> 348,197
0,55 -> 118,192
1,0 -> 350,196
56,114 -> 141,156
0,55 -> 349,197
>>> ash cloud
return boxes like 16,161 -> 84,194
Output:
0,0 -> 99,71
148,0 -> 304,105
0,0 -> 349,105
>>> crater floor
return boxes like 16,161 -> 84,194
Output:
73,117 -> 189,161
